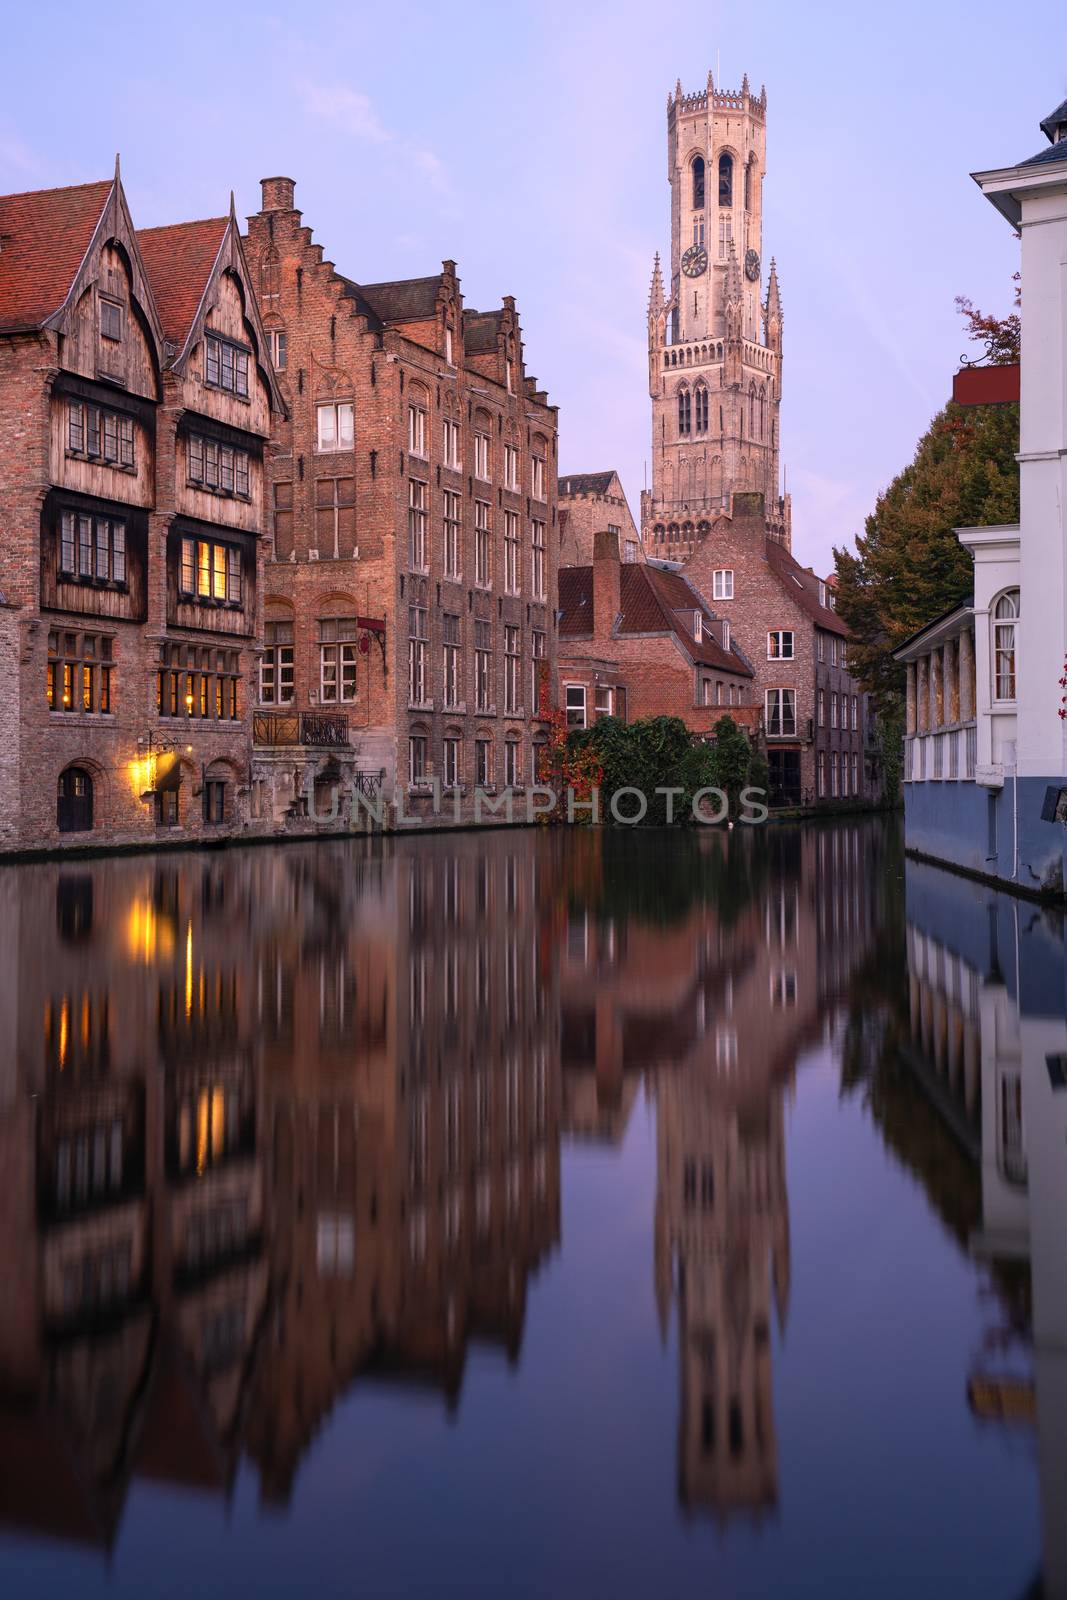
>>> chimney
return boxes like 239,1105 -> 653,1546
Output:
260,176 -> 296,213
593,527 -> 621,639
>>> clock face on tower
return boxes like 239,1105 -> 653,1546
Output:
681,244 -> 708,279
744,248 -> 761,282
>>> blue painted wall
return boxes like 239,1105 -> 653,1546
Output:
903,777 -> 1066,898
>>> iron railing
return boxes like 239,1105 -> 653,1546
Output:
253,711 -> 350,748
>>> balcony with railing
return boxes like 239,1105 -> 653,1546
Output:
904,723 -> 977,784
253,711 -> 351,748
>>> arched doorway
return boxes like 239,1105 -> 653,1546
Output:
57,766 -> 93,833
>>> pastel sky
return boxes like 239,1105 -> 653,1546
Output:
3,0 -> 1064,576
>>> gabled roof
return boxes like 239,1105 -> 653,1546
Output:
764,539 -> 849,636
558,471 -> 618,497
350,273 -> 443,324
0,178 -> 112,332
559,562 -> 752,675
137,216 -> 228,347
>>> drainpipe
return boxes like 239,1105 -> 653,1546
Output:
1012,763 -> 1019,881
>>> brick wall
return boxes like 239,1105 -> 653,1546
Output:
244,179 -> 559,827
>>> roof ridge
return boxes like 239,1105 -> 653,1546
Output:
137,215 -> 228,236
0,176 -> 110,204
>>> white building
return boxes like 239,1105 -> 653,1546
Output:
896,98 -> 1067,895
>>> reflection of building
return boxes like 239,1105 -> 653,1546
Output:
0,834 -> 562,1541
558,820 -> 879,1520
900,858 -> 1067,1596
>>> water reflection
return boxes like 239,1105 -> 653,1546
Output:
0,819 -> 1062,1592
884,861 -> 1067,1598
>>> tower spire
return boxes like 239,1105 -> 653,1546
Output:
764,257 -> 782,351
724,239 -> 743,311
648,251 -> 665,316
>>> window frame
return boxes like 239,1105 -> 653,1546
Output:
565,682 -> 587,729
765,687 -> 797,739
316,400 -> 355,453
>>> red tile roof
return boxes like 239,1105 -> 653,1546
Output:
0,178 -> 112,332
559,561 -> 751,675
137,216 -> 228,348
765,538 -> 849,636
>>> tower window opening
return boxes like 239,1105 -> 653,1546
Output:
692,217 -> 705,247
718,214 -> 732,259
718,152 -> 733,207
695,386 -> 709,432
678,388 -> 691,436
692,156 -> 705,210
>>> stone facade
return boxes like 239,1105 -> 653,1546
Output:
559,470 -> 644,566
0,172 -> 284,855
243,178 -> 559,828
641,74 -> 789,553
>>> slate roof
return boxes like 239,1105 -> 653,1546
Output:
1040,97 -> 1067,143
0,178 -> 112,332
137,217 -> 228,348
559,471 -> 618,497
464,309 -> 503,354
559,561 -> 752,675
764,539 -> 849,636
1019,138 -> 1067,169
351,274 -> 443,324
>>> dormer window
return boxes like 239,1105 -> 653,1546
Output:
99,297 -> 123,342
445,325 -> 454,365
818,580 -> 827,607
722,620 -> 730,652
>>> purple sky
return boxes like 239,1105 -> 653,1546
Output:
2,0 -> 1063,576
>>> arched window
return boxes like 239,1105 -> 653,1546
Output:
993,590 -> 1020,702
678,387 -> 691,436
692,156 -> 705,210
695,384 -> 709,433
718,152 -> 733,207
57,766 -> 93,833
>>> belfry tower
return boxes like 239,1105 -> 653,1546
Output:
641,72 -> 789,553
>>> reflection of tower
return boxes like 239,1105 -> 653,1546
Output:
654,1066 -> 790,1518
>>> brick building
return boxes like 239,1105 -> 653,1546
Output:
558,527 -> 757,736
559,470 -> 644,565
0,168 -> 284,853
243,178 -> 559,825
681,493 -> 877,804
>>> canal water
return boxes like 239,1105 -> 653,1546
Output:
0,818 -> 1062,1598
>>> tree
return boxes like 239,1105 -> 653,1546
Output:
833,295 -> 1020,729
705,715 -> 753,819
